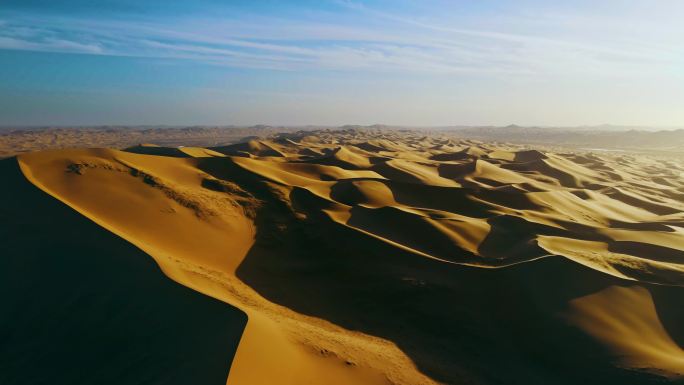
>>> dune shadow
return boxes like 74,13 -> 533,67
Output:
190,156 -> 684,385
196,159 -> 665,385
0,158 -> 247,385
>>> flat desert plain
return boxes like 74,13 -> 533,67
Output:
2,129 -> 684,385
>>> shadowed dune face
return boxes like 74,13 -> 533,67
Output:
5,129 -> 684,385
0,158 -> 247,385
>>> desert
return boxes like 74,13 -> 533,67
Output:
2,127 -> 683,385
3,1 -> 684,384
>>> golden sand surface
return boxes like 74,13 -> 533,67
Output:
4,129 -> 684,384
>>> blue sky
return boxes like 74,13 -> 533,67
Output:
1,0 -> 683,126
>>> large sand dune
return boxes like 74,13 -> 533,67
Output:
0,158 -> 246,385
2,129 -> 684,384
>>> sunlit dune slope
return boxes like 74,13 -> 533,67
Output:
15,147 -> 410,385
0,158 -> 246,385
5,129 -> 684,385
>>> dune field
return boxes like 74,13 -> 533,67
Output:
2,128 -> 684,385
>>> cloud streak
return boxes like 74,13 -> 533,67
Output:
0,2 -> 682,77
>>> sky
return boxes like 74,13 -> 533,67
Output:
0,0 -> 683,126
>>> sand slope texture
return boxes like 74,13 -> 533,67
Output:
2,129 -> 684,385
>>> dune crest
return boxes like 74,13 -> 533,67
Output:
8,129 -> 684,384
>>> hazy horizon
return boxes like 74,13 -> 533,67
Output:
2,123 -> 684,132
1,0 -> 683,126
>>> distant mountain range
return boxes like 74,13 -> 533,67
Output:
441,126 -> 684,151
1,124 -> 682,158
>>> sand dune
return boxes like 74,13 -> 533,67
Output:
0,158 -> 246,385
3,129 -> 684,384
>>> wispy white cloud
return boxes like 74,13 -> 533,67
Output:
335,0 -> 684,70
0,2 -> 682,77
0,36 -> 103,54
